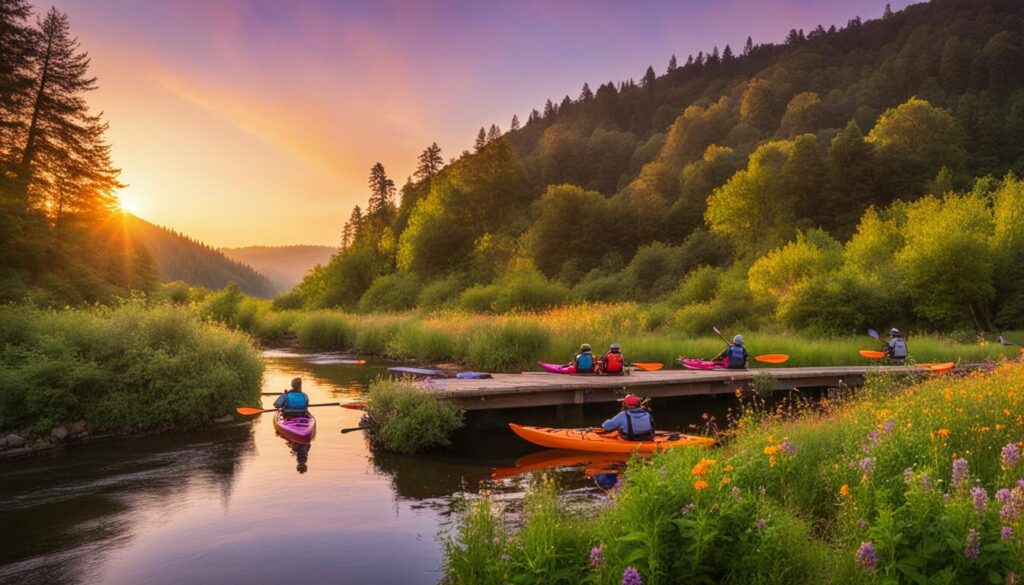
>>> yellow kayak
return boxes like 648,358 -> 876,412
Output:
508,423 -> 714,454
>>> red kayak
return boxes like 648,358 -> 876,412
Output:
274,411 -> 316,444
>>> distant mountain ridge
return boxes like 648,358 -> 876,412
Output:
220,245 -> 336,290
124,215 -> 278,297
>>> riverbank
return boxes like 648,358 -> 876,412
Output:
446,363 -> 1024,584
203,297 -> 1021,372
0,302 -> 263,457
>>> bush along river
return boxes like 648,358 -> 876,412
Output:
0,349 -> 727,585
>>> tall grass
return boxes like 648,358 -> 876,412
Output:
226,302 -> 1018,372
0,301 -> 263,435
447,364 -> 1024,584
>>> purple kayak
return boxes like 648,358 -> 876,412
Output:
678,358 -> 727,371
274,411 -> 316,443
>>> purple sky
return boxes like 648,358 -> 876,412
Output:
51,0 -> 912,246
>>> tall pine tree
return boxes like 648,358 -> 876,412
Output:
509,114 -> 520,131
0,0 -> 34,179
366,162 -> 395,228
414,142 -> 443,181
474,127 -> 487,151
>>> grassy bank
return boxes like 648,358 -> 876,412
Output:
444,364 -> 1024,584
208,299 -> 1020,372
0,302 -> 263,437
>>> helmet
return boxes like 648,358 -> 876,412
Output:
581,343 -> 592,352
733,335 -> 744,345
889,328 -> 901,337
291,377 -> 302,390
623,394 -> 641,408
610,343 -> 620,351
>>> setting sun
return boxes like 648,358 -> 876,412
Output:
117,196 -> 139,215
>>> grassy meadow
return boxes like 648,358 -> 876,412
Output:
445,364 -> 1024,584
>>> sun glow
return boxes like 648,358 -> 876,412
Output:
117,196 -> 140,215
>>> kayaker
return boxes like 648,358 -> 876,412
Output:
274,377 -> 310,416
599,343 -> 625,375
568,343 -> 596,374
885,328 -> 908,363
714,335 -> 749,369
601,394 -> 654,441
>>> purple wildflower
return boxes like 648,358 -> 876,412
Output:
997,488 -> 1012,503
680,503 -> 696,516
1001,488 -> 1023,522
865,431 -> 880,448
1002,526 -> 1014,542
621,566 -> 643,585
855,541 -> 877,571
943,492 -> 951,504
951,458 -> 969,490
860,457 -> 875,476
970,487 -> 988,512
882,419 -> 896,434
1018,478 -> 1024,490
857,518 -> 868,531
1002,443 -> 1021,468
903,468 -> 913,484
965,528 -> 980,561
501,553 -> 510,563
921,475 -> 932,492
780,440 -> 798,455
756,518 -> 766,531
589,545 -> 605,567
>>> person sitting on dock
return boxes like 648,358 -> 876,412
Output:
601,394 -> 654,441
570,343 -> 596,374
599,343 -> 625,375
885,328 -> 908,363
274,377 -> 310,417
715,335 -> 749,369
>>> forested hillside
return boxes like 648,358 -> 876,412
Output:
0,3 -> 156,304
220,245 -> 335,290
286,0 -> 1024,333
126,216 -> 277,297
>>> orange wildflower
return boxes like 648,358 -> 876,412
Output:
694,480 -> 709,491
839,484 -> 850,497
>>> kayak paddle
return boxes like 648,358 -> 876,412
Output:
712,326 -> 730,346
235,402 -> 346,416
999,335 -> 1019,347
859,350 -> 887,359
340,425 -> 370,434
918,362 -> 955,373
754,354 -> 789,364
867,328 -> 880,340
631,362 -> 663,371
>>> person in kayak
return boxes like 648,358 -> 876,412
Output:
274,377 -> 310,416
714,335 -> 749,369
599,343 -> 625,375
601,394 -> 654,441
885,328 -> 908,363
568,343 -> 596,374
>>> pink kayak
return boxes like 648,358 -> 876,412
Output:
274,411 -> 316,443
678,358 -> 728,371
538,361 -> 575,374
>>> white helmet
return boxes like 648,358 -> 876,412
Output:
733,335 -> 744,345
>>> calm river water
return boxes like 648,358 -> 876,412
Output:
0,350 -> 724,585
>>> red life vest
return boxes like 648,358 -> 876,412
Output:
604,352 -> 623,373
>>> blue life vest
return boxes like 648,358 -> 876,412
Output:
887,338 -> 908,359
575,352 -> 594,373
281,391 -> 309,416
725,345 -> 748,369
623,408 -> 654,440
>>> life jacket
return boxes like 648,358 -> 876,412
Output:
624,408 -> 654,441
725,344 -> 748,369
603,351 -> 623,374
575,351 -> 595,374
282,391 -> 309,416
887,338 -> 908,359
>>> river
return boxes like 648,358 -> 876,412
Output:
0,350 -> 725,585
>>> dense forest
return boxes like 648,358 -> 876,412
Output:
125,216 -> 277,297
283,0 -> 1024,333
0,1 -> 157,304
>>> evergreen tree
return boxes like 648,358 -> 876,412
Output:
474,127 -> 487,151
0,0 -> 34,175
722,45 -> 734,63
667,54 -> 678,73
414,142 -> 443,182
341,205 -> 363,248
579,82 -> 593,102
18,7 -> 121,212
883,3 -> 893,19
366,162 -> 396,225
685,55 -> 694,67
743,36 -> 754,56
509,114 -> 520,131
543,99 -> 556,118
486,123 -> 501,143
527,109 -> 540,124
642,65 -> 656,88
559,94 -> 571,112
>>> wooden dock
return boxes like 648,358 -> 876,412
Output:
424,365 -> 957,410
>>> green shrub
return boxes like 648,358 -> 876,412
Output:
670,265 -> 722,306
491,269 -> 569,313
571,270 -> 628,303
293,311 -> 352,350
358,272 -> 420,313
367,378 -> 464,453
418,274 -> 467,311
0,302 -> 262,435
386,322 -> 457,360
197,282 -> 243,324
459,284 -> 501,312
444,497 -> 509,585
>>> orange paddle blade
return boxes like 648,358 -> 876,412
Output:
859,350 -> 887,359
235,407 -> 268,416
632,362 -> 663,371
341,401 -> 368,410
921,362 -> 955,373
754,354 -> 789,364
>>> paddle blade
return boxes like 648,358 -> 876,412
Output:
998,336 -> 1017,347
340,426 -> 369,434
867,328 -> 880,340
236,407 -> 268,416
859,350 -> 887,359
632,362 -> 663,371
341,401 -> 368,410
755,354 -> 789,364
925,362 -> 955,373
712,326 -> 722,336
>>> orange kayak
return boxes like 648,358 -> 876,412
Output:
490,450 -> 632,479
508,423 -> 714,454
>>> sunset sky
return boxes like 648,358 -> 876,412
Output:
52,0 -> 909,247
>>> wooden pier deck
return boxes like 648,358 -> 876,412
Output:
424,365 -> 960,410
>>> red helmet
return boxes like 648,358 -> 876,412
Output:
623,394 -> 641,408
